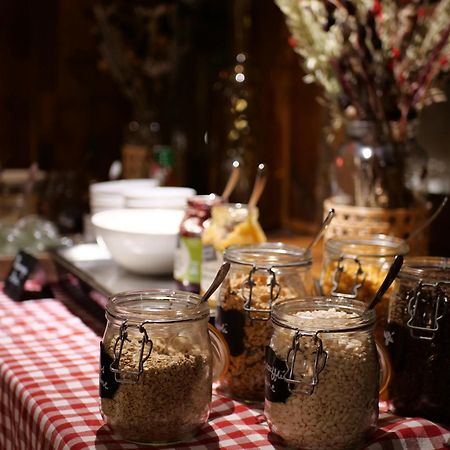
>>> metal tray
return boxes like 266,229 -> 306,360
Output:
50,243 -> 175,323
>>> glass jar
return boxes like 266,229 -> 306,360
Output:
321,234 -> 409,341
200,203 -> 266,313
265,296 -> 379,450
99,289 -> 228,445
331,120 -> 427,208
174,194 -> 221,293
215,242 -> 316,402
386,257 -> 450,424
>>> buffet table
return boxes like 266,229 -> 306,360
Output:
0,284 -> 450,450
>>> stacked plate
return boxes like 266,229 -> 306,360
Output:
89,179 -> 156,213
89,180 -> 195,214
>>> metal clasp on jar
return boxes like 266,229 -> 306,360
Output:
241,267 -> 281,321
331,256 -> 366,298
407,281 -> 449,340
284,331 -> 328,395
110,320 -> 153,383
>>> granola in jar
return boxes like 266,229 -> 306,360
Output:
215,243 -> 316,402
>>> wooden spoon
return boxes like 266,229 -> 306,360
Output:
221,160 -> 241,203
248,163 -> 267,208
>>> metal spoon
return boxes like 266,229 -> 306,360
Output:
407,196 -> 448,242
200,262 -> 230,304
367,254 -> 404,310
248,163 -> 267,208
304,208 -> 335,254
221,160 -> 241,203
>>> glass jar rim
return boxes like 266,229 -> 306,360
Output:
223,242 -> 312,268
398,256 -> 450,283
187,193 -> 221,208
271,296 -> 375,333
106,289 -> 209,323
325,234 -> 409,258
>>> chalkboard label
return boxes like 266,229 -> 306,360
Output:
265,346 -> 291,403
100,342 -> 119,399
215,307 -> 246,357
3,251 -> 38,300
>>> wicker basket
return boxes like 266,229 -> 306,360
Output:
323,197 -> 431,255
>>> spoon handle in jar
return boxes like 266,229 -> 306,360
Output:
305,208 -> 335,253
367,255 -> 404,311
248,163 -> 267,208
200,262 -> 231,304
221,160 -> 241,203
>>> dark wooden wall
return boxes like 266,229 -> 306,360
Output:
0,0 -> 324,232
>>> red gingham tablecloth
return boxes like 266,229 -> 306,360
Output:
0,285 -> 449,450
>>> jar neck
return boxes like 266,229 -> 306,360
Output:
325,235 -> 409,259
223,242 -> 312,269
211,202 -> 257,223
186,194 -> 221,218
272,297 -> 375,333
106,289 -> 209,324
345,120 -> 418,143
399,256 -> 450,284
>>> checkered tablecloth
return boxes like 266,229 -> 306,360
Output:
0,285 -> 449,450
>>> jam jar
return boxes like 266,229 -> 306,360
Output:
386,257 -> 450,424
321,234 -> 409,341
215,242 -> 316,402
99,289 -> 228,445
265,296 -> 380,450
174,194 -> 221,293
200,203 -> 266,313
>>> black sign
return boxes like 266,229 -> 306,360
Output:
265,346 -> 292,403
99,342 -> 119,399
3,251 -> 38,300
215,307 -> 246,356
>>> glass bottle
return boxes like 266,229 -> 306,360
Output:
174,194 -> 221,294
199,202 -> 266,314
99,289 -> 228,445
265,296 -> 379,450
321,234 -> 409,342
385,257 -> 450,424
215,243 -> 316,402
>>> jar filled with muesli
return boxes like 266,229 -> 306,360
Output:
386,257 -> 450,424
265,296 -> 379,450
215,242 -> 316,402
99,289 -> 228,445
321,234 -> 409,341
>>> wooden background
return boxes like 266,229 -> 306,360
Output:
0,0 -> 327,233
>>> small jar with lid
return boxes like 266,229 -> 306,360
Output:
321,234 -> 409,340
386,257 -> 450,424
265,296 -> 380,450
200,203 -> 266,313
99,289 -> 228,445
215,242 -> 316,402
174,194 -> 221,293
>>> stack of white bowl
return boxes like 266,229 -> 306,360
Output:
89,179 -> 196,214
89,179 -> 160,214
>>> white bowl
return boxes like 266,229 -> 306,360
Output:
91,208 -> 184,275
124,186 -> 196,209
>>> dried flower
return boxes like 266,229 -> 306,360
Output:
276,0 -> 450,128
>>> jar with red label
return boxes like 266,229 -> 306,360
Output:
174,194 -> 221,293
